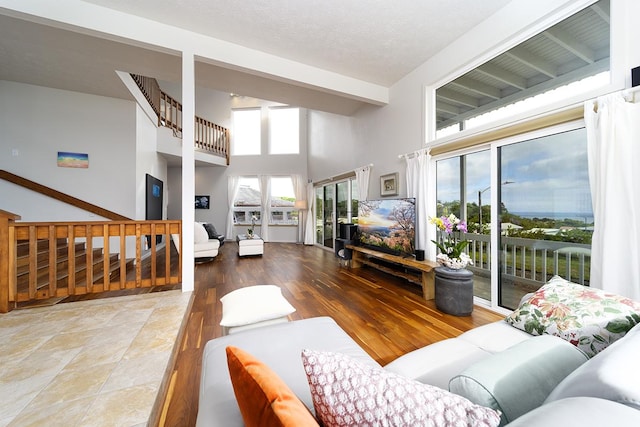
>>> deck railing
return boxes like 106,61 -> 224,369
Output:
465,232 -> 591,289
0,213 -> 182,313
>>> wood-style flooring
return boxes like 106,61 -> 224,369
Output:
157,241 -> 503,427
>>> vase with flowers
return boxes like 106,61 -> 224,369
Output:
430,214 -> 474,316
247,215 -> 257,238
430,214 -> 472,270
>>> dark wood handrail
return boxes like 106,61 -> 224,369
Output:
131,74 -> 230,165
0,170 -> 130,221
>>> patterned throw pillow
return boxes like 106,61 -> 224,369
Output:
505,276 -> 640,357
301,349 -> 501,427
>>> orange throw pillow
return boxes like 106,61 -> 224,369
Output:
226,346 -> 319,427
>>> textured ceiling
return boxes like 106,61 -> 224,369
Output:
81,0 -> 511,86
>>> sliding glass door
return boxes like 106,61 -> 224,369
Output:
434,123 -> 593,309
315,179 -> 358,249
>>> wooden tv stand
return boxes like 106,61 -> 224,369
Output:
346,245 -> 438,300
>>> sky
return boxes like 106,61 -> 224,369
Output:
437,127 -> 593,216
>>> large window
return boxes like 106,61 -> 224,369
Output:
232,109 -> 261,156
434,124 -> 593,310
269,107 -> 300,154
233,176 -> 300,225
436,0 -> 610,138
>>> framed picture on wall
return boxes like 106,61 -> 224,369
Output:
195,195 -> 210,209
380,173 -> 399,196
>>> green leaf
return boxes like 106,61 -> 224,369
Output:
606,318 -> 633,334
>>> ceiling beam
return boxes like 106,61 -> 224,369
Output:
437,88 -> 479,108
543,27 -> 594,64
435,100 -> 462,116
506,46 -> 557,78
476,63 -> 527,90
449,76 -> 501,100
590,2 -> 610,24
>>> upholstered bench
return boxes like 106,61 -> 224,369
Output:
236,234 -> 264,257
219,285 -> 296,335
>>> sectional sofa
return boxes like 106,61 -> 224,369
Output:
195,277 -> 640,426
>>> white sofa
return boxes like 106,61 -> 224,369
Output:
172,222 -> 220,259
195,279 -> 640,426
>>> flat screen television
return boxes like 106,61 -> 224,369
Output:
357,198 -> 416,256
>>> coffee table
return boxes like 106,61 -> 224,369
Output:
236,234 -> 264,257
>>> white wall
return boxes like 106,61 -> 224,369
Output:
0,80 -> 137,221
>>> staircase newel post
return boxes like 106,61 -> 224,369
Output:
0,210 -> 21,313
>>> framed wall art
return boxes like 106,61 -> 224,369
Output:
195,195 -> 210,209
380,173 -> 399,196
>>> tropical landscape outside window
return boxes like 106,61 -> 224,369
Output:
270,176 -> 298,225
269,107 -> 300,154
231,108 -> 261,155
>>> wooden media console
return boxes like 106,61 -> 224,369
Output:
346,244 -> 438,300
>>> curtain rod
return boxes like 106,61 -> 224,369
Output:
314,163 -> 373,186
398,148 -> 429,160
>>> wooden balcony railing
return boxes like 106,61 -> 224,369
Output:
132,74 -> 230,165
0,213 -> 182,313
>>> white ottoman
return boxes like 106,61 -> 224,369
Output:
219,285 -> 296,335
236,234 -> 264,257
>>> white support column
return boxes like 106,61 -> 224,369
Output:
181,51 -> 196,292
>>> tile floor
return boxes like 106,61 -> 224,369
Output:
0,290 -> 192,427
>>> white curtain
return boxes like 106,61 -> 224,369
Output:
304,182 -> 315,245
259,175 -> 271,242
585,92 -> 640,299
405,151 -> 430,257
226,176 -> 240,239
354,165 -> 371,201
292,174 -> 306,242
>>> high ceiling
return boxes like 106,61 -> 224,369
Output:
0,0 -> 513,115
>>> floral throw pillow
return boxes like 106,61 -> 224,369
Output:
301,349 -> 501,427
505,276 -> 640,357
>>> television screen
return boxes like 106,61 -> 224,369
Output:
357,198 -> 416,256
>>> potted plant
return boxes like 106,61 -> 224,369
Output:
247,215 -> 257,238
430,214 -> 474,316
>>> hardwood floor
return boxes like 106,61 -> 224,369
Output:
157,241 -> 503,427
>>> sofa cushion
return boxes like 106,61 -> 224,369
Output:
504,276 -> 640,357
545,322 -> 640,409
505,397 -> 640,427
302,349 -> 501,427
383,337 -> 493,390
449,335 -> 588,425
194,222 -> 210,244
202,223 -> 220,239
226,346 -> 319,427
220,285 -> 296,330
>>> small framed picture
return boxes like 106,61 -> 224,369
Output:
380,173 -> 399,196
195,195 -> 210,209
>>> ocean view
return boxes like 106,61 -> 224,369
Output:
511,211 -> 594,223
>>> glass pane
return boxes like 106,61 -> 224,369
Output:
315,187 -> 323,245
323,185 -> 334,248
464,150 -> 491,301
336,182 -> 349,226
232,109 -> 261,155
351,180 -> 359,223
269,107 -> 300,154
435,0 -> 610,137
498,128 -> 593,309
436,157 -> 461,217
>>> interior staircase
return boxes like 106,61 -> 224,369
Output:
15,238 -> 129,308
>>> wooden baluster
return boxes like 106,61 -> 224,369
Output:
48,225 -> 56,297
0,210 -> 20,313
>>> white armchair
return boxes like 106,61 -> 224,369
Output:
172,222 -> 220,260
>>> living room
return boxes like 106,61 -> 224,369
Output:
2,0 -> 640,425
